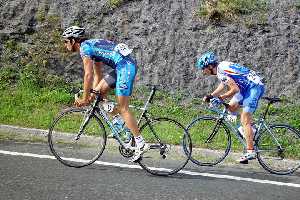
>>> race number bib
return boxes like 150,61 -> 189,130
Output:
114,43 -> 133,56
247,71 -> 262,85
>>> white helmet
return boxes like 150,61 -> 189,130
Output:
62,26 -> 85,38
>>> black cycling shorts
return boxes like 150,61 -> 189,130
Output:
103,70 -> 116,89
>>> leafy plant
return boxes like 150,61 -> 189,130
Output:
108,0 -> 124,8
0,12 -> 67,90
198,0 -> 269,22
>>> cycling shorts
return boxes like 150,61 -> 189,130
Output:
231,84 -> 265,113
115,56 -> 137,96
103,69 -> 116,89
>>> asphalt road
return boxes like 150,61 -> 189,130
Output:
0,140 -> 300,200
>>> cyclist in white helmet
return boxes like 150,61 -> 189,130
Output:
62,26 -> 148,162
196,52 -> 265,164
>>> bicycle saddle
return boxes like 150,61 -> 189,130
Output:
262,97 -> 282,103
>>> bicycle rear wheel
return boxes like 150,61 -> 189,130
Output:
137,118 -> 192,176
256,124 -> 300,175
48,107 -> 107,168
186,116 -> 231,166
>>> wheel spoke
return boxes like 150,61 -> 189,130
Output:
48,108 -> 106,168
187,116 -> 231,166
138,118 -> 192,176
256,124 -> 300,175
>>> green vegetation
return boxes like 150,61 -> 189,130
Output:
295,0 -> 300,9
197,0 -> 269,22
108,0 -> 124,8
0,87 -> 72,128
0,10 -> 74,128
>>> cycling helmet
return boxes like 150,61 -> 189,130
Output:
196,52 -> 217,69
62,26 -> 85,38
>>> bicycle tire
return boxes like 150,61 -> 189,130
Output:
137,117 -> 192,176
256,124 -> 300,175
186,116 -> 231,166
48,107 -> 107,168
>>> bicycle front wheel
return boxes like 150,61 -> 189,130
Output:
48,107 -> 107,168
137,118 -> 192,176
186,116 -> 231,166
256,124 -> 300,175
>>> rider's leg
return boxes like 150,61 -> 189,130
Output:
238,111 -> 256,163
94,70 -> 116,99
115,57 -> 148,161
228,92 -> 242,113
228,102 -> 240,113
238,84 -> 265,163
241,112 -> 254,151
94,79 -> 112,99
117,95 -> 140,137
242,84 -> 264,150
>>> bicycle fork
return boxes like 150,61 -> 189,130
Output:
205,119 -> 223,143
75,109 -> 93,140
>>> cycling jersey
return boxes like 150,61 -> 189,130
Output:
80,39 -> 124,68
217,61 -> 265,113
217,61 -> 263,95
80,39 -> 137,96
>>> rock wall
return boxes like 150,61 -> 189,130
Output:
1,0 -> 300,99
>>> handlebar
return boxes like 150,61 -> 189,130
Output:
74,85 -> 158,110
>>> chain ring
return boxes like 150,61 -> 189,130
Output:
119,145 -> 134,158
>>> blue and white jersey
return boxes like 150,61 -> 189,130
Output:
80,39 -> 132,69
217,61 -> 263,95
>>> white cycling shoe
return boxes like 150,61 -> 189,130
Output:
237,151 -> 256,164
129,142 -> 149,162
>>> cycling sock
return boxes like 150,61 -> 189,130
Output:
247,149 -> 255,153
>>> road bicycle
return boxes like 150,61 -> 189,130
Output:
186,97 -> 300,175
48,86 -> 192,176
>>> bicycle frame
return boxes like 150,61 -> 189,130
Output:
207,106 -> 247,150
77,86 -> 159,149
207,102 -> 284,153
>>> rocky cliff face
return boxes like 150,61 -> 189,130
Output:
1,0 -> 300,99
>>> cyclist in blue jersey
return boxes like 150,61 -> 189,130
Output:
62,26 -> 148,162
196,52 -> 265,164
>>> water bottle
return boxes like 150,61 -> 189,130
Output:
112,114 -> 125,133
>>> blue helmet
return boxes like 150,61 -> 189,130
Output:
196,52 -> 218,69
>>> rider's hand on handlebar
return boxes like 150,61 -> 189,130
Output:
203,95 -> 214,103
210,97 -> 223,107
89,93 -> 96,102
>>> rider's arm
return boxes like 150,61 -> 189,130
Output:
219,77 -> 239,100
93,62 -> 104,89
211,82 -> 225,97
82,57 -> 94,101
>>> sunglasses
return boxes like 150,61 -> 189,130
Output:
64,40 -> 70,44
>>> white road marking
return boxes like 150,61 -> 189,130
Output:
1,149 -> 299,188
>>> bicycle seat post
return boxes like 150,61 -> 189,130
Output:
261,97 -> 282,120
261,102 -> 271,120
